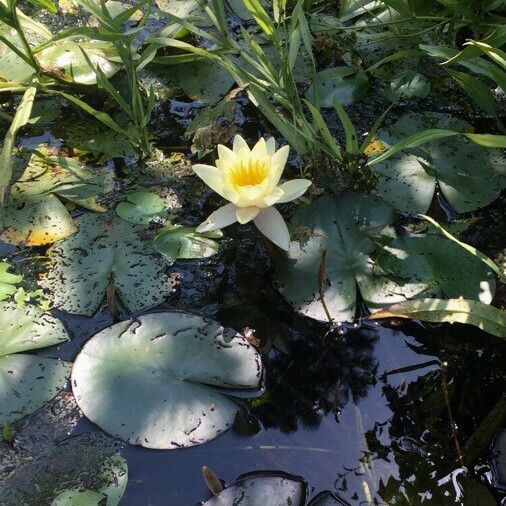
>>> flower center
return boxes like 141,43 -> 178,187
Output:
230,156 -> 269,187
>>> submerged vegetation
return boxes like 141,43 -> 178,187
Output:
0,0 -> 505,503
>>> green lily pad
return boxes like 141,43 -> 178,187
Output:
275,192 -> 407,322
37,40 -> 121,85
275,192 -> 496,322
372,112 -> 506,213
0,261 -> 22,300
51,453 -> 128,506
175,59 -> 235,105
39,213 -> 175,315
116,191 -> 167,225
0,194 -> 78,246
71,312 -> 263,449
154,224 -> 222,261
156,0 -> 213,25
306,66 -> 369,108
0,301 -> 70,423
12,150 -> 113,212
383,70 -> 430,101
51,490 -> 106,506
375,235 -> 496,304
203,471 -> 308,506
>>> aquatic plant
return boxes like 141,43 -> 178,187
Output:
194,135 -> 311,250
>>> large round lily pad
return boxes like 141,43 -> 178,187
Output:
71,312 -> 263,449
372,112 -> 506,213
0,301 -> 70,423
39,213 -> 176,315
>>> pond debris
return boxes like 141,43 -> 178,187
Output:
202,466 -> 223,495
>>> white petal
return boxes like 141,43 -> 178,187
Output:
251,137 -> 267,157
193,164 -> 228,199
276,179 -> 312,203
236,206 -> 260,224
253,206 -> 290,251
217,144 -> 236,166
196,203 -> 238,233
259,187 -> 284,207
233,135 -> 250,154
266,137 -> 276,156
268,145 -> 290,190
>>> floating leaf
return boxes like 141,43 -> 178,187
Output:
51,490 -> 106,506
176,59 -> 235,105
383,70 -> 430,101
306,66 -> 369,108
12,150 -> 113,212
156,0 -> 212,25
71,312 -> 263,449
275,192 -> 407,322
37,40 -> 121,85
116,191 -> 167,225
275,193 -> 496,322
0,301 -> 70,423
375,235 -> 496,304
154,224 -> 222,261
369,299 -> 506,338
372,112 -> 506,213
0,194 -> 78,246
308,491 -> 350,505
39,213 -> 176,315
0,261 -> 22,300
51,453 -> 128,506
202,471 -> 308,505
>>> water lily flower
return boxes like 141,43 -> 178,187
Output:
193,135 -> 311,250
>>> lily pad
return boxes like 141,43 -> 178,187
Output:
372,112 -> 506,213
0,301 -> 70,423
71,312 -> 263,449
306,66 -> 369,108
275,192 -> 407,322
203,471 -> 308,506
275,192 -> 496,322
0,261 -> 22,300
176,59 -> 235,105
154,224 -> 222,261
116,191 -> 167,225
0,194 -> 78,246
12,150 -> 113,212
156,0 -> 213,25
39,213 -> 175,315
37,40 -> 121,85
383,70 -> 430,101
51,453 -> 128,506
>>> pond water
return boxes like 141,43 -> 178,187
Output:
28,254 -> 505,505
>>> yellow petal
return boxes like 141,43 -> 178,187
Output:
236,206 -> 260,224
233,135 -> 250,154
268,145 -> 290,190
253,206 -> 290,250
196,203 -> 237,233
193,164 -> 228,198
276,179 -> 312,203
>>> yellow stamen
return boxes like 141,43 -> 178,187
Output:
229,156 -> 269,187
